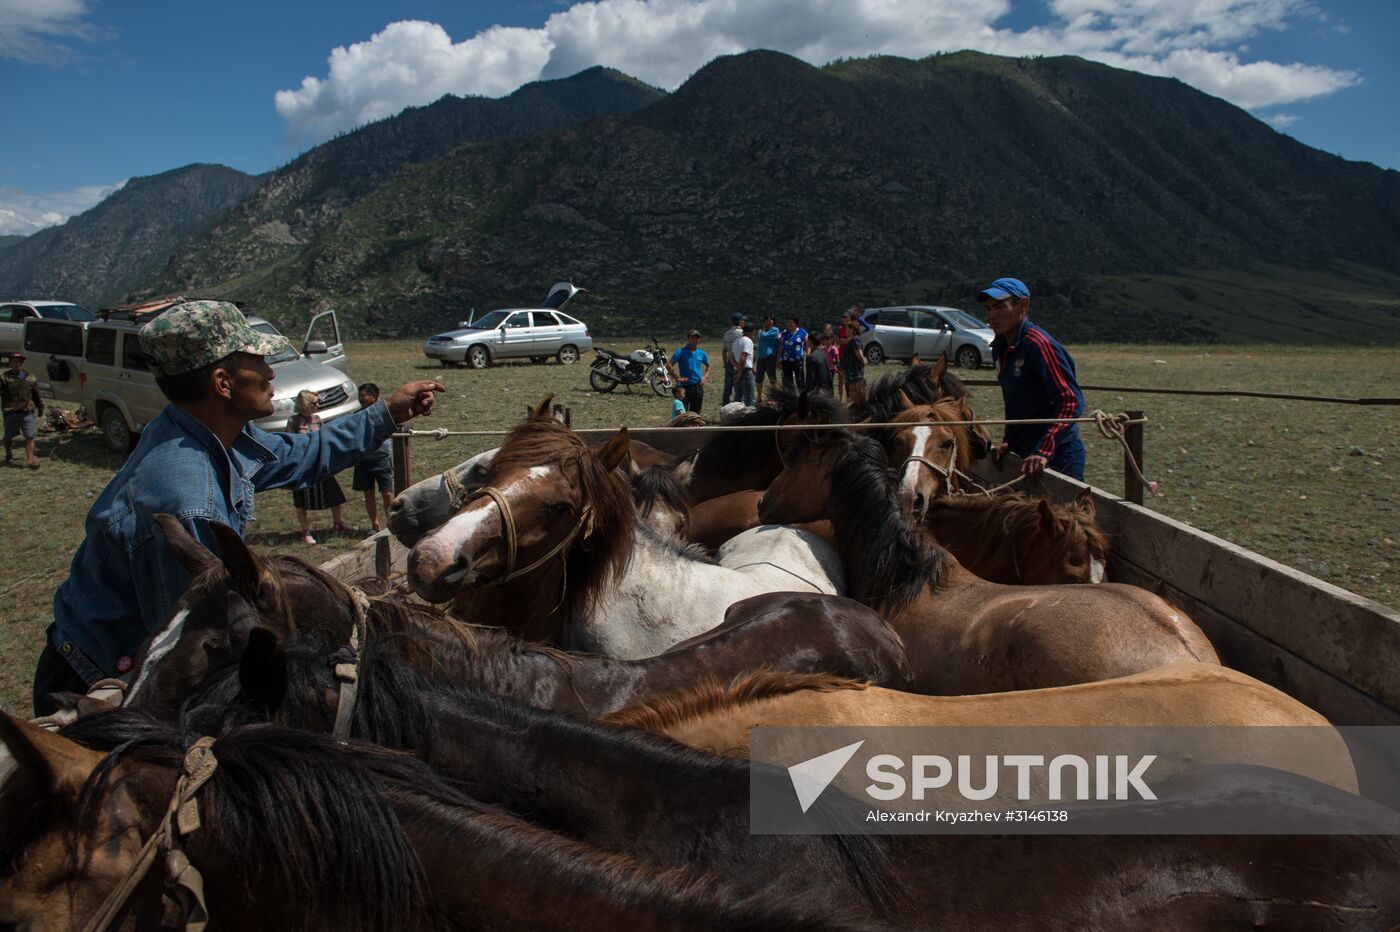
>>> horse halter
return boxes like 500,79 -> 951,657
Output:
466,485 -> 596,589
900,441 -> 960,497
82,737 -> 219,932
331,586 -> 372,741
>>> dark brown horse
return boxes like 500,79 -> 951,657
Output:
927,491 -> 1110,585
116,518 -> 910,720
0,709 -> 879,931
758,429 -> 1218,694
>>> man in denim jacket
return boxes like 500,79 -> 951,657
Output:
35,300 -> 444,713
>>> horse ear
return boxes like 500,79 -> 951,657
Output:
238,627 -> 288,715
897,389 -> 915,411
156,513 -> 218,575
1075,488 -> 1097,518
796,391 -> 812,420
1037,498 -> 1060,534
208,522 -> 271,596
597,428 -> 631,472
0,712 -> 105,799
531,396 -> 555,421
668,448 -> 700,485
932,353 -> 948,386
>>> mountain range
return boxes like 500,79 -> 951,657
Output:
4,50 -> 1397,343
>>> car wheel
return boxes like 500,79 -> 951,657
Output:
589,365 -> 618,393
466,346 -> 491,370
648,368 -> 674,396
100,406 -> 135,454
864,342 -> 885,365
557,345 -> 579,365
956,345 -> 981,370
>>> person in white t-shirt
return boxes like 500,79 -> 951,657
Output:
721,312 -> 745,405
733,322 -> 756,407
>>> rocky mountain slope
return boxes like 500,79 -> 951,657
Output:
152,67 -> 665,291
0,235 -> 26,257
142,50 -> 1399,343
0,165 -> 260,307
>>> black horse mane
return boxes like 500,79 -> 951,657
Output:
53,706 -> 429,932
692,386 -> 848,479
800,430 -> 945,610
856,361 -> 966,424
264,636 -> 897,913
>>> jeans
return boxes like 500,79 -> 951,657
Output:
722,363 -> 736,405
737,369 -> 756,406
32,642 -> 88,716
684,384 -> 704,413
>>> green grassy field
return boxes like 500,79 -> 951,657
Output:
1,339 -> 1396,713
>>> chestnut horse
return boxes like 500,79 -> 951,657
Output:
758,429 -> 1218,694
605,665 -> 1350,785
927,491 -> 1109,585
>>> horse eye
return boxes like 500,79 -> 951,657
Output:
1068,555 -> 1085,565
549,501 -> 573,516
940,440 -> 955,450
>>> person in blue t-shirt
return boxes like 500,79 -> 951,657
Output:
670,385 -> 686,420
669,329 -> 711,413
980,277 -> 1087,481
779,316 -> 808,391
755,316 -> 780,401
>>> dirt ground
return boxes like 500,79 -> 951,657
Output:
1,340 -> 1395,713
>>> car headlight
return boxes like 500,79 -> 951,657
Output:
343,379 -> 356,396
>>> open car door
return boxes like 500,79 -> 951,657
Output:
304,310 -> 347,372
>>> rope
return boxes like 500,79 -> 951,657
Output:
1089,410 -> 1158,494
332,587 -> 370,741
81,736 -> 218,932
391,412 -> 1147,439
441,466 -> 472,512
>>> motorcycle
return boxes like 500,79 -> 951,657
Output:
588,336 -> 675,395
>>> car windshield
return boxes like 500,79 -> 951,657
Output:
252,322 -> 299,365
943,309 -> 987,330
463,310 -> 510,330
39,304 -> 95,321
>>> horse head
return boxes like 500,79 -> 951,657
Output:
119,515 -> 293,720
631,448 -> 699,542
406,396 -> 634,608
387,447 -> 498,546
1025,491 -> 1110,584
886,395 -> 966,521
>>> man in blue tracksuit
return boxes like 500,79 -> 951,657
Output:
980,277 -> 1086,481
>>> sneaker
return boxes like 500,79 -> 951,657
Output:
301,532 -> 317,544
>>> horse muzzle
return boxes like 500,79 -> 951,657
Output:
406,539 -> 475,602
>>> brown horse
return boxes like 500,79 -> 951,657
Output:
758,429 -> 1218,694
0,711 -> 877,932
926,491 -> 1110,585
881,400 -> 970,521
605,665 -> 1351,787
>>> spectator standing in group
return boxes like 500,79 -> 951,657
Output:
780,316 -> 808,390
980,276 -> 1087,481
721,313 -> 745,405
840,310 -> 868,406
821,329 -> 840,390
352,383 -> 395,532
733,323 -> 757,406
804,331 -> 832,393
3,351 -> 43,469
755,315 -> 780,401
670,329 -> 711,413
287,389 -> 350,543
670,385 -> 686,420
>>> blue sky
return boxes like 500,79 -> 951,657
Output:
1,0 -> 1396,235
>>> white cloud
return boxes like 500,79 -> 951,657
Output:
274,0 -> 1360,142
273,20 -> 553,143
0,180 -> 127,236
0,0 -> 96,62
1266,113 -> 1298,128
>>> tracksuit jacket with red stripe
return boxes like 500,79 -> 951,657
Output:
991,319 -> 1085,464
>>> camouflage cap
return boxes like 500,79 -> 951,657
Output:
139,300 -> 289,377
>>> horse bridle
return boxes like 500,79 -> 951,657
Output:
81,737 -> 219,932
900,442 -> 960,497
331,585 -> 372,741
